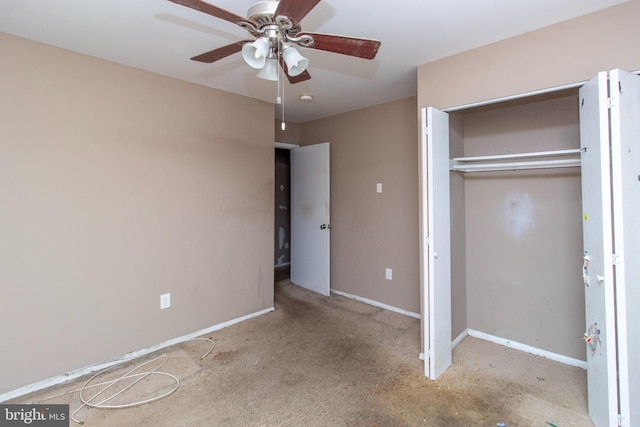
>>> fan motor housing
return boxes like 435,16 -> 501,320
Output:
246,1 -> 301,36
247,1 -> 277,21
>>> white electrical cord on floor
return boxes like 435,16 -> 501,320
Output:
72,355 -> 179,424
190,337 -> 216,359
36,337 -> 215,425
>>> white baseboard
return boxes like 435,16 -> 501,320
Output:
330,289 -> 420,319
467,329 -> 587,369
422,328 -> 586,369
0,307 -> 275,403
452,328 -> 469,349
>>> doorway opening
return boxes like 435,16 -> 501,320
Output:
274,147 -> 291,283
273,141 -> 331,295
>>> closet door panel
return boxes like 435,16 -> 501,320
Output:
609,68 -> 640,427
579,72 -> 618,427
421,107 -> 452,379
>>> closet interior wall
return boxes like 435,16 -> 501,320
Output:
450,93 -> 586,361
449,114 -> 467,339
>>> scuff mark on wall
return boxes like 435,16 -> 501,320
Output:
501,191 -> 535,238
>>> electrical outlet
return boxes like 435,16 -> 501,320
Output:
160,293 -> 171,309
376,183 -> 383,193
385,268 -> 392,280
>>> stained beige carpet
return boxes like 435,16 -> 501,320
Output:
15,280 -> 591,426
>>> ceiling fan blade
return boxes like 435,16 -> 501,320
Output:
279,58 -> 312,84
169,0 -> 257,27
296,32 -> 381,60
190,40 -> 250,63
286,69 -> 312,84
274,0 -> 321,24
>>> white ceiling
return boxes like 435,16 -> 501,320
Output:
0,0 -> 627,123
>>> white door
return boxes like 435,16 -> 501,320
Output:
609,69 -> 640,427
290,142 -> 330,296
420,107 -> 452,379
579,72 -> 619,427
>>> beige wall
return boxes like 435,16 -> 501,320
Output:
418,0 -> 640,359
300,97 -> 420,313
275,121 -> 303,145
449,115 -> 467,339
0,33 -> 275,394
418,1 -> 640,111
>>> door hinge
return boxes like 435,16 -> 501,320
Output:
425,237 -> 430,246
423,125 -> 430,135
612,254 -> 620,265
618,413 -> 622,426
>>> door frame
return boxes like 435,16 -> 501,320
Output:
275,142 -> 299,150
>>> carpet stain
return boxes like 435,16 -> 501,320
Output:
213,348 -> 246,363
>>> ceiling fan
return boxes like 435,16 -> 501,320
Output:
169,0 -> 382,84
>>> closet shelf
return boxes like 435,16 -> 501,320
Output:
450,148 -> 583,172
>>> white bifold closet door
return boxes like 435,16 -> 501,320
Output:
579,69 -> 640,427
420,107 -> 452,380
579,71 -> 619,427
609,69 -> 640,427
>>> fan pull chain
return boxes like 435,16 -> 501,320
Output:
281,72 -> 285,131
277,48 -> 285,131
276,55 -> 281,106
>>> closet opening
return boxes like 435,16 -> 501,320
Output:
449,88 -> 586,366
420,85 -> 587,379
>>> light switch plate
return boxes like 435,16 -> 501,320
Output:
160,293 -> 171,309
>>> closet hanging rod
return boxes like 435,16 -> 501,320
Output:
450,158 -> 581,173
451,148 -> 584,163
